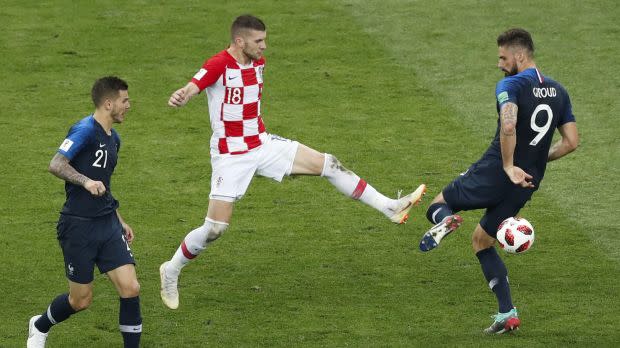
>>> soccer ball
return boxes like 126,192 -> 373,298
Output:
496,217 -> 535,254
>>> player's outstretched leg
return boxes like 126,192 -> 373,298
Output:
484,308 -> 520,334
160,218 -> 229,309
321,154 -> 425,224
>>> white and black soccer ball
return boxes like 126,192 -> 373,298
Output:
496,217 -> 535,254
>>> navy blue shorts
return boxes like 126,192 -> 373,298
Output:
57,213 -> 135,284
442,159 -> 536,238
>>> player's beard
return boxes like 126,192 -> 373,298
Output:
504,64 -> 518,77
243,47 -> 261,61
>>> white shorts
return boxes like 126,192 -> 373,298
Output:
209,134 -> 299,202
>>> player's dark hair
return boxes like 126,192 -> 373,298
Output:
91,76 -> 128,107
497,28 -> 534,56
231,14 -> 266,41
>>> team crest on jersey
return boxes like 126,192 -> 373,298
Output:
59,138 -> 74,152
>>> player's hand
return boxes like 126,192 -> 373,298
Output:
122,222 -> 134,244
504,166 -> 535,188
84,179 -> 107,196
168,88 -> 188,107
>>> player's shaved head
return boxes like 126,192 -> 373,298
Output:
231,14 -> 266,41
91,76 -> 128,107
497,28 -> 535,57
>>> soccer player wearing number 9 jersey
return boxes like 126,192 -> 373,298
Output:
418,29 -> 579,333
159,15 -> 427,310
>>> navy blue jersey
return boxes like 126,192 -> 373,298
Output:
481,68 -> 575,184
56,115 -> 120,217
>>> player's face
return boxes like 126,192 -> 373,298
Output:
497,46 -> 518,76
110,90 -> 130,123
240,29 -> 267,61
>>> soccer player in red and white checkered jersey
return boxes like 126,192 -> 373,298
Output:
159,14 -> 426,309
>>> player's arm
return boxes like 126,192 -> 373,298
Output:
168,82 -> 200,107
116,209 -> 134,243
49,153 -> 106,196
499,102 -> 535,188
548,122 -> 579,162
169,56 -> 226,107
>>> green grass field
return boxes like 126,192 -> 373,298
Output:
2,0 -> 619,346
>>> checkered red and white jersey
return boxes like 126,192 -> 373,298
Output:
191,49 -> 266,156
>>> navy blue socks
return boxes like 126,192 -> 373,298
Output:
476,247 -> 514,313
426,202 -> 453,224
119,296 -> 142,348
35,293 -> 77,333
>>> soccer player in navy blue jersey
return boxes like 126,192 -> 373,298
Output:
418,29 -> 579,333
27,77 -> 142,348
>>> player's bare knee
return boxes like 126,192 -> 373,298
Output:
120,280 -> 140,298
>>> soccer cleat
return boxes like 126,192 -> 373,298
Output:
419,214 -> 463,251
27,315 -> 48,348
389,184 -> 426,224
483,308 -> 521,334
160,261 -> 180,309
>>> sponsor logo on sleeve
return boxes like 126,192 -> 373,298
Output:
193,68 -> 207,80
497,91 -> 509,104
59,138 -> 74,152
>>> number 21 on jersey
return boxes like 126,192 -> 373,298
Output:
93,149 -> 108,168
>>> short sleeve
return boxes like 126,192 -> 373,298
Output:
57,122 -> 92,160
191,55 -> 227,91
495,77 -> 519,108
558,90 -> 576,125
